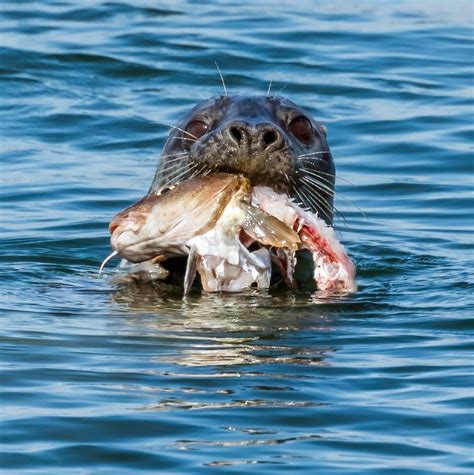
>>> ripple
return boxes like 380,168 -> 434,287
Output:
1,0 -> 473,473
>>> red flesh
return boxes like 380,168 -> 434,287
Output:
294,218 -> 338,263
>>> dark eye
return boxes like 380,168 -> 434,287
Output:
289,116 -> 312,143
185,120 -> 208,140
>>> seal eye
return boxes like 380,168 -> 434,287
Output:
289,116 -> 312,143
185,120 -> 208,140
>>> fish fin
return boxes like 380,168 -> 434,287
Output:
183,246 -> 198,295
238,242 -> 270,271
243,206 -> 300,250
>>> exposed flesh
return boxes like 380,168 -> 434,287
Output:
252,187 -> 357,293
103,173 -> 356,294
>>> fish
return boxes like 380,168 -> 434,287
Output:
101,173 -> 356,295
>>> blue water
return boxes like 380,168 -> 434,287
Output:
1,1 -> 473,473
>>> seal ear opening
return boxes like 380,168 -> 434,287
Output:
320,124 -> 328,137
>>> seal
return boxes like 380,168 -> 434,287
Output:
150,95 -> 336,225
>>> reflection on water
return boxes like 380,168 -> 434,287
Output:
2,0 -> 473,472
111,284 -> 338,368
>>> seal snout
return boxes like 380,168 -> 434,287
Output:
224,121 -> 284,153
149,94 -> 336,224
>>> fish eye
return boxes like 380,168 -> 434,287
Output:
185,120 -> 208,140
289,116 -> 312,143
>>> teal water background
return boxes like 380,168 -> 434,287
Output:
1,1 -> 473,473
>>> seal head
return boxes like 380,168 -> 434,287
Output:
150,95 -> 335,224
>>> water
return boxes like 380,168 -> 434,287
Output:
1,1 -> 473,473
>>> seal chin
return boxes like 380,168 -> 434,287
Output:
150,94 -> 336,225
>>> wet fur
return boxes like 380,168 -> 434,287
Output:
150,95 -> 336,225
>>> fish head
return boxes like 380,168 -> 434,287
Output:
109,174 -> 251,263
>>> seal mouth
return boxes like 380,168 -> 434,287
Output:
150,94 -> 336,225
193,160 -> 290,191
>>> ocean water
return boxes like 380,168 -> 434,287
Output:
1,1 -> 473,473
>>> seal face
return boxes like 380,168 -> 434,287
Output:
150,95 -> 335,224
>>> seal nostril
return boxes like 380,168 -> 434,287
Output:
263,130 -> 278,147
229,126 -> 242,143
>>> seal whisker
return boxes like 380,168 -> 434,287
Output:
192,164 -> 209,179
301,173 -> 366,222
158,157 -> 197,184
301,184 -> 350,230
267,79 -> 273,97
273,84 -> 287,99
300,167 -> 334,183
164,162 -> 200,188
164,123 -> 198,140
184,164 -> 205,182
167,136 -> 197,143
311,170 -> 357,187
157,163 -> 186,179
300,175 -> 336,196
157,163 -> 186,176
317,172 -> 357,187
160,151 -> 190,160
157,155 -> 189,168
299,169 -> 334,187
287,174 -> 319,211
154,153 -> 189,172
157,155 -> 190,171
288,173 -> 342,227
298,154 -> 331,162
300,187 -> 337,217
298,157 -> 328,165
301,173 -> 336,192
297,150 -> 331,158
299,162 -> 358,187
301,175 -> 346,214
304,173 -> 359,211
288,179 -> 311,212
301,179 -> 335,214
298,171 -> 336,196
158,155 -> 189,167
299,166 -> 337,183
300,181 -> 335,218
214,61 -> 228,96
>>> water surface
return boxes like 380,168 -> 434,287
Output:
1,1 -> 473,473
